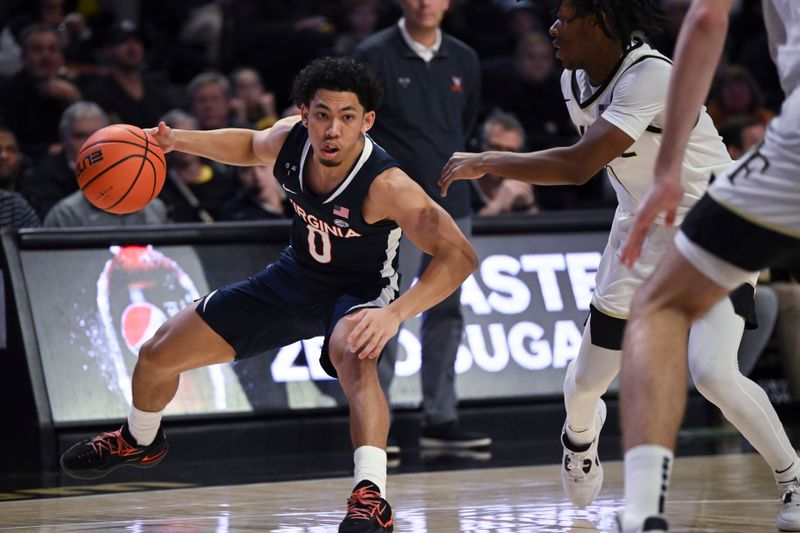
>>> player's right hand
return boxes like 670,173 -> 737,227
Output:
439,152 -> 486,197
149,121 -> 176,154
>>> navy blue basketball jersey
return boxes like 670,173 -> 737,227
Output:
273,122 -> 402,289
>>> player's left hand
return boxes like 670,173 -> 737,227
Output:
620,168 -> 683,268
439,152 -> 485,197
345,307 -> 401,360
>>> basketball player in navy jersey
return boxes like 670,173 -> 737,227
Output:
60,57 -> 477,533
438,1 -> 800,531
618,0 -> 800,530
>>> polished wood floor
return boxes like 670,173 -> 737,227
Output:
0,452 -> 789,532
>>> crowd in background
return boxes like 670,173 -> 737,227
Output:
0,0 -> 782,230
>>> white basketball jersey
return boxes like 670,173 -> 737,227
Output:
763,0 -> 800,96
561,41 -> 732,225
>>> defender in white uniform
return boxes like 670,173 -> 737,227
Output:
439,1 -> 800,531
619,0 -> 800,531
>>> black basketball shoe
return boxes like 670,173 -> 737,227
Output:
60,424 -> 168,479
339,480 -> 394,533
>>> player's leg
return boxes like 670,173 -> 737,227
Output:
60,300 -> 236,479
328,305 -> 393,533
561,314 -> 620,506
688,294 -> 800,530
619,246 -> 730,532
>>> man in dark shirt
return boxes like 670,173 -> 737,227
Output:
84,20 -> 174,129
354,0 -> 490,451
0,24 -> 81,159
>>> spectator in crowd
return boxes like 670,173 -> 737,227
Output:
0,24 -> 81,159
0,128 -> 26,191
649,0 -> 690,59
333,0 -> 380,57
1,0 -> 94,78
471,110 -> 536,216
0,189 -> 40,229
43,189 -> 168,228
84,20 -> 174,128
718,115 -> 767,160
498,32 -> 575,152
228,1 -> 337,107
20,100 -> 105,218
229,67 -> 278,130
355,0 -> 491,452
156,109 -> 239,222
219,164 -> 289,221
706,65 -> 774,128
187,71 -> 238,130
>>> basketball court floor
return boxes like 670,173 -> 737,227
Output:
0,452 -> 791,532
1,396 -> 797,532
0,446 -> 780,533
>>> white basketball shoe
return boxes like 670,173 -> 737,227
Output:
561,399 -> 607,507
778,479 -> 800,531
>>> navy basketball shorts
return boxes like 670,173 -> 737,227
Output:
195,261 -> 396,378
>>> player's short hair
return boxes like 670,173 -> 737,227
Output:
291,57 -> 383,113
58,101 -> 109,141
552,0 -> 667,46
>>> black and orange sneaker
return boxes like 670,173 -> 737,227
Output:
60,424 -> 168,480
338,480 -> 394,533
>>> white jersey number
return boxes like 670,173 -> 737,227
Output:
307,225 -> 332,263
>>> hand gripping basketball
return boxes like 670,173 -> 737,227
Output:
75,124 -> 167,214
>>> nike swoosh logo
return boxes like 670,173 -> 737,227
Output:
776,462 -> 795,475
282,184 -> 299,195
140,450 -> 167,463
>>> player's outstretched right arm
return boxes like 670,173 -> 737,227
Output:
149,115 -> 301,167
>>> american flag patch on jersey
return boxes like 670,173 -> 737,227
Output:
333,205 -> 349,218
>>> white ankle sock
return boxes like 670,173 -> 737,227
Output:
775,457 -> 800,485
127,406 -> 163,446
623,444 -> 673,529
566,422 -> 596,448
354,446 -> 387,497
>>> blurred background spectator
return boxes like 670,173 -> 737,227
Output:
229,67 -> 278,130
20,100 -> 106,218
718,115 -> 767,160
0,189 -> 40,229
471,110 -> 536,216
84,19 -> 174,128
707,65 -> 774,128
157,109 -> 237,223
332,0 -> 380,57
0,128 -> 27,191
0,24 -> 81,159
219,165 -> 289,222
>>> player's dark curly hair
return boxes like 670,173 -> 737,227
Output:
291,57 -> 383,112
553,0 -> 667,47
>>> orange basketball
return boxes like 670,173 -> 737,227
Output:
76,124 -> 167,214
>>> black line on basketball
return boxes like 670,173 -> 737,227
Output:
143,157 -> 158,203
107,132 -> 149,210
121,125 -> 147,142
79,154 -> 146,191
80,138 -> 147,153
146,146 -> 167,170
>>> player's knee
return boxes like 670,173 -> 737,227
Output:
137,328 -> 175,372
